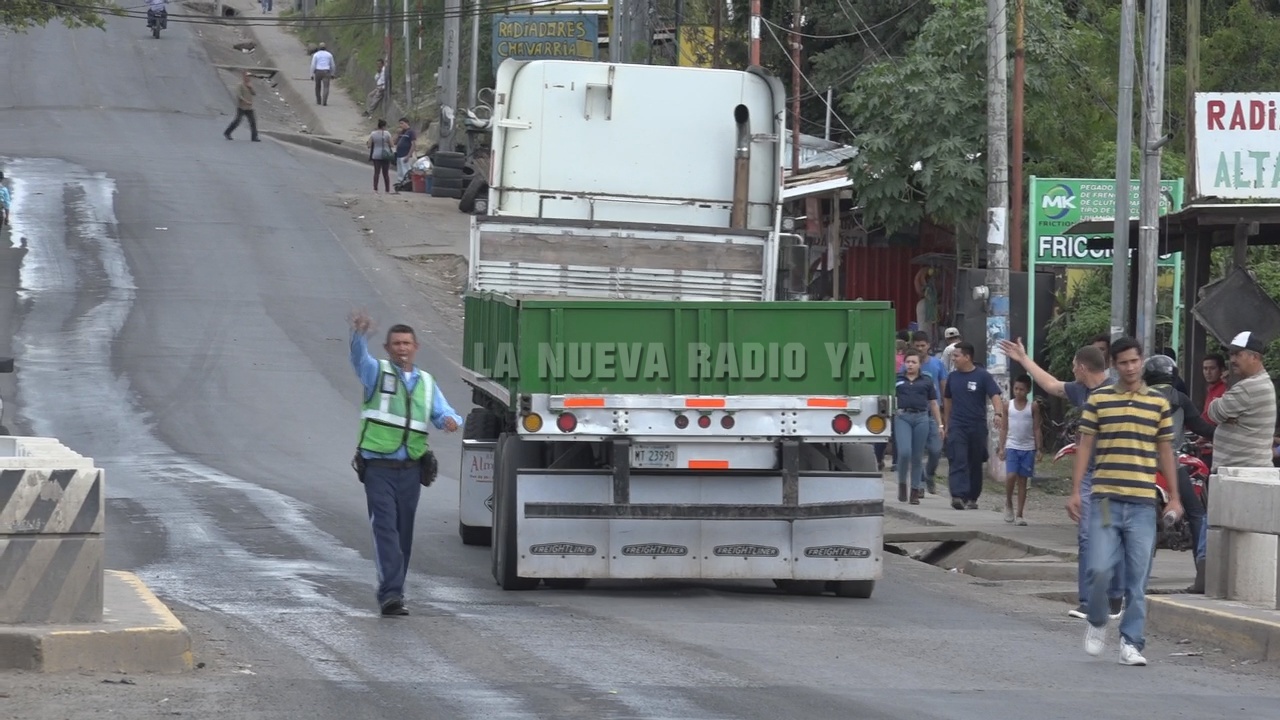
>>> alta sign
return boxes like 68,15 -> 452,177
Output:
1195,92 -> 1280,200
1029,178 -> 1183,266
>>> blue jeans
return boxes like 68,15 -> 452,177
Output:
946,425 -> 987,501
364,463 -> 423,605
894,412 -> 930,491
1078,473 -> 1125,604
925,416 -> 942,482
1087,497 -> 1157,650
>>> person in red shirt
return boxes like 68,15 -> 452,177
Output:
1197,354 -> 1227,467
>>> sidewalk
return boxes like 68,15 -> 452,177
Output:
880,472 -> 1280,662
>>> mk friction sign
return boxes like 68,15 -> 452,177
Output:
1028,177 -> 1183,267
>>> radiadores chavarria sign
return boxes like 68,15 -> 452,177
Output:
1195,92 -> 1280,200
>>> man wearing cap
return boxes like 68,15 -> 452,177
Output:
310,42 -> 336,106
941,327 -> 962,375
1207,331 -> 1277,470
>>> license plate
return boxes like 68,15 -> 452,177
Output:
631,444 -> 677,468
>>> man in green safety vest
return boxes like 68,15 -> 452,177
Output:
350,310 -> 462,616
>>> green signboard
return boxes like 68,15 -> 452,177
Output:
1029,177 -> 1184,266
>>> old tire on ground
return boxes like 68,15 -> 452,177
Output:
543,579 -> 590,590
432,166 -> 465,180
433,151 -> 467,170
829,443 -> 881,599
430,183 -> 463,199
458,176 -> 488,213
492,433 -> 541,590
460,409 -> 502,546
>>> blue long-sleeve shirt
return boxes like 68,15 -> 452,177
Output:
351,330 -> 462,460
0,186 -> 10,210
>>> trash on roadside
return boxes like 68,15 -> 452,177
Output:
1169,651 -> 1203,657
101,678 -> 136,685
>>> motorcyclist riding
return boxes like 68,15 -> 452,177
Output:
147,0 -> 168,30
1144,354 -> 1215,593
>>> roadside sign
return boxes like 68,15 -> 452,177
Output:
1194,92 -> 1280,200
1029,178 -> 1182,266
492,14 -> 599,69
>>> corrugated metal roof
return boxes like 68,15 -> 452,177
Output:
782,133 -> 859,172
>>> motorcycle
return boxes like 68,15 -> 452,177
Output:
147,7 -> 167,38
1053,434 -> 1209,551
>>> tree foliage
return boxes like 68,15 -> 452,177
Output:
1,0 -> 108,30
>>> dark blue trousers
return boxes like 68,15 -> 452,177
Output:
946,424 -> 988,502
364,463 -> 422,605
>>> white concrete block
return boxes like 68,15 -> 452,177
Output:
1229,532 -> 1279,607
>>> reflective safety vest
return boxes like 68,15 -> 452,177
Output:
358,359 -> 434,459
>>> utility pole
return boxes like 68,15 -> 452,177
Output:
438,0 -> 461,152
1010,0 -> 1024,273
1185,0 -> 1200,203
404,0 -> 412,110
1109,0 -> 1138,342
611,0 -> 623,62
1137,0 -> 1168,352
985,0 -> 1010,480
824,87 -> 832,141
790,0 -> 801,174
749,0 -> 761,66
711,0 -> 722,68
467,0 -> 480,108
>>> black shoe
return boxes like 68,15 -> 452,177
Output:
224,133 -> 232,140
251,137 -> 261,142
380,597 -> 408,616
951,497 -> 965,510
1067,603 -> 1088,619
1108,597 -> 1123,618
898,483 -> 908,502
964,500 -> 979,510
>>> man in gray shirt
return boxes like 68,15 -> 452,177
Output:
1207,331 -> 1277,470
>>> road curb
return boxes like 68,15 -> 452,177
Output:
883,504 -> 1077,560
1147,595 -> 1280,662
0,570 -> 193,673
263,130 -> 368,164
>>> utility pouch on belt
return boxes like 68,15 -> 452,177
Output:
352,452 -> 367,484
419,450 -> 438,487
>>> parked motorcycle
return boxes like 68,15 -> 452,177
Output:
1053,434 -> 1208,551
147,7 -> 167,38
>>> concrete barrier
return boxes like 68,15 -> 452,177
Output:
0,437 -> 104,624
1205,466 -> 1280,609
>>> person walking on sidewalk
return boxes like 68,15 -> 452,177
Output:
365,59 -> 387,118
311,42 -> 336,106
1068,336 -> 1182,667
998,375 -> 1040,525
223,71 -> 260,142
348,310 -> 463,616
913,331 -> 947,494
997,337 -> 1124,620
894,350 -> 943,505
942,342 -> 1004,510
367,119 -> 395,193
0,171 -> 10,230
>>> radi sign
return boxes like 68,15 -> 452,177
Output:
1029,177 -> 1183,266
1195,92 -> 1280,199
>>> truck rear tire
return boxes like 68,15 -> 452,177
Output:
543,579 -> 590,590
492,433 -> 541,591
831,580 -> 875,598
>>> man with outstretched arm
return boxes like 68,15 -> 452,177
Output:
998,337 -> 1124,620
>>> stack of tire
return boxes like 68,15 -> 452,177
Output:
429,151 -> 469,199
458,173 -> 489,215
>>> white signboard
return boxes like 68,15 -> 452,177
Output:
1196,92 -> 1280,199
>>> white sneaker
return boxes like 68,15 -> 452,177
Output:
1004,507 -> 1015,523
1015,516 -> 1028,526
1119,640 -> 1147,666
1084,623 -> 1106,656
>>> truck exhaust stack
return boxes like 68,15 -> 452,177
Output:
730,104 -> 751,229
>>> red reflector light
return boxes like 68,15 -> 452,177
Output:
720,415 -> 735,429
832,414 -> 853,434
556,413 -> 578,432
697,415 -> 712,428
675,414 -> 689,429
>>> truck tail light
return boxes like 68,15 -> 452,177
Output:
521,413 -> 544,432
865,415 -> 887,434
832,414 -> 853,434
697,415 -> 712,429
720,415 -> 735,429
556,413 -> 578,432
674,414 -> 689,429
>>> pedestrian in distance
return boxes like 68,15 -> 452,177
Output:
348,310 -> 463,616
894,350 -> 944,505
997,337 -> 1125,620
224,71 -> 260,142
1067,335 -> 1182,667
997,375 -> 1040,526
367,119 -> 395,193
912,330 -> 947,494
942,341 -> 1005,510
0,171 -> 10,230
394,117 -> 418,185
311,42 -> 336,106
365,59 -> 387,117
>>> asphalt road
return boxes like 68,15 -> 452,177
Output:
1,14 -> 1278,720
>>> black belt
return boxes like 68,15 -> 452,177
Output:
897,408 -> 927,414
364,458 -> 418,469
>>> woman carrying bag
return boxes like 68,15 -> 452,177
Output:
367,119 -> 395,193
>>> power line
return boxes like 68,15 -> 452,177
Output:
762,20 -> 857,139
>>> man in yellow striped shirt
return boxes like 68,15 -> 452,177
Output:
1067,336 -> 1182,667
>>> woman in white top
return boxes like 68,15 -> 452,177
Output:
997,375 -> 1041,525
367,119 -> 395,193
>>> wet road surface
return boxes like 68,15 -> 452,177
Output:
0,14 -> 1278,720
